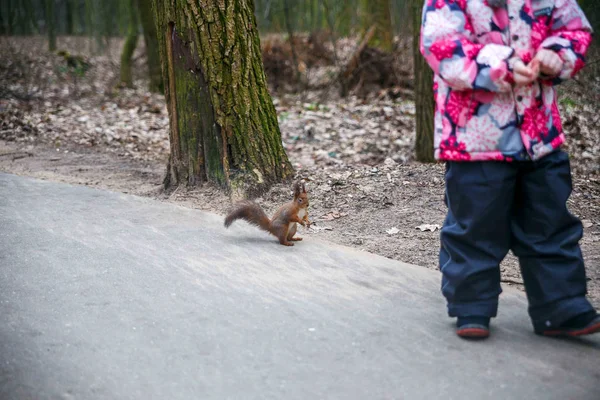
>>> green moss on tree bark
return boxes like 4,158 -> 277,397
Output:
152,0 -> 293,195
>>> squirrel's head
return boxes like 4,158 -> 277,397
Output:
293,181 -> 309,208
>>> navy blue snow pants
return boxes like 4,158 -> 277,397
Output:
440,150 -> 594,332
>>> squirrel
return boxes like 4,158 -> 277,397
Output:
224,181 -> 311,246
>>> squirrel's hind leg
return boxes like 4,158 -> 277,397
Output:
287,223 -> 303,241
276,226 -> 294,246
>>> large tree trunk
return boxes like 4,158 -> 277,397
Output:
412,0 -> 434,162
152,0 -> 293,194
136,0 -> 163,93
360,0 -> 393,51
45,0 -> 56,51
120,0 -> 138,88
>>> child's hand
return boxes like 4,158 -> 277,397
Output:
533,49 -> 563,77
513,60 -> 538,86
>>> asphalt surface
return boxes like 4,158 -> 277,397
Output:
0,172 -> 598,400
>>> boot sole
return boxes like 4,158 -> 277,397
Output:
457,327 -> 490,339
539,320 -> 600,337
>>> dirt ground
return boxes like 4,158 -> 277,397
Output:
1,36 -> 599,308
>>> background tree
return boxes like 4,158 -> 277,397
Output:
119,0 -> 138,88
0,5 -> 4,35
136,0 -> 163,93
65,0 -> 74,35
3,0 -> 14,35
152,0 -> 293,193
45,0 -> 56,51
412,0 -> 434,162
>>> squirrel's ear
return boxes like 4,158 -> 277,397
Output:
293,181 -> 301,198
302,182 -> 306,193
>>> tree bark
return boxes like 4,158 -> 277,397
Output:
136,0 -> 164,93
152,0 -> 293,194
412,0 -> 434,162
120,0 -> 138,88
45,0 -> 57,51
360,0 -> 393,51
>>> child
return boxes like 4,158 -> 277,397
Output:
420,0 -> 599,338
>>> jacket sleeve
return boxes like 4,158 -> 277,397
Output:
537,0 -> 593,84
419,0 -> 515,93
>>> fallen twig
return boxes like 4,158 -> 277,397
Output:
168,184 -> 182,200
501,278 -> 524,285
0,151 -> 34,159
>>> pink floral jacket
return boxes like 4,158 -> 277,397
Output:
420,0 -> 592,161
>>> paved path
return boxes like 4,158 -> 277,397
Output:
0,173 -> 598,400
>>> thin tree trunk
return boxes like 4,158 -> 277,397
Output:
315,0 -> 322,31
336,0 -> 352,37
152,0 -> 293,194
120,0 -> 138,88
136,0 -> 163,93
309,0 -> 316,32
45,0 -> 56,51
16,0 -> 26,34
322,0 -> 339,66
24,0 -> 39,34
65,0 -> 73,34
282,0 -> 302,86
88,0 -> 104,53
0,4 -> 5,35
6,0 -> 14,35
101,0 -> 114,49
85,0 -> 94,51
412,0 -> 434,162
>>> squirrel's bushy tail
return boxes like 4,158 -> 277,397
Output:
224,201 -> 272,233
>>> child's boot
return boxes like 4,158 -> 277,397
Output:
535,311 -> 600,337
456,316 -> 490,339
